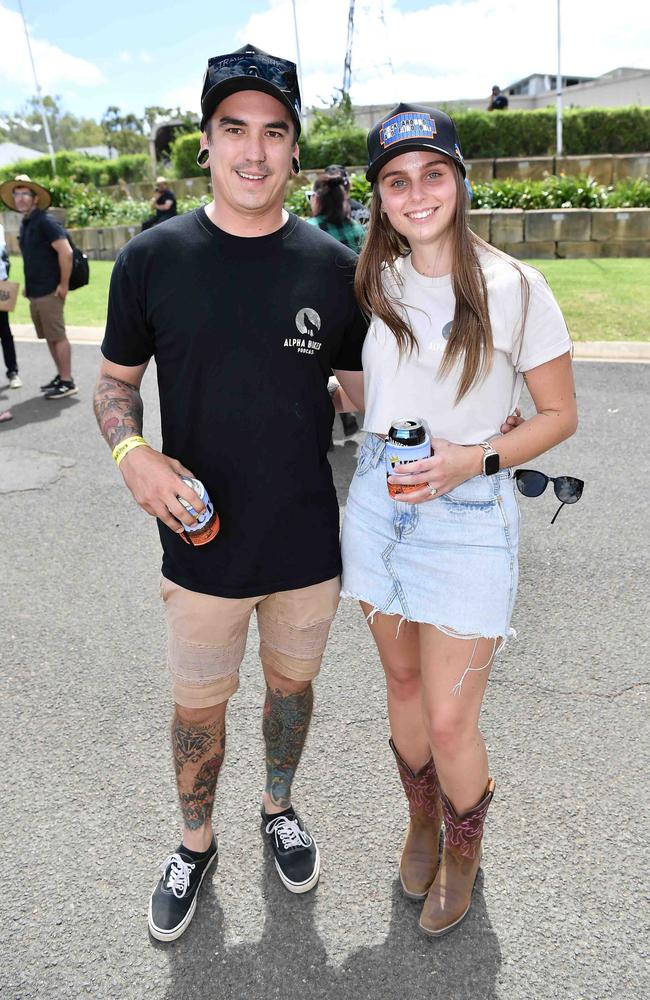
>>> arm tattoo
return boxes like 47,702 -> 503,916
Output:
93,374 -> 144,451
172,714 -> 226,831
263,685 -> 313,810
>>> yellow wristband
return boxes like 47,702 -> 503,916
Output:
112,435 -> 149,466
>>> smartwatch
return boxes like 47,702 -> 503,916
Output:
478,441 -> 500,476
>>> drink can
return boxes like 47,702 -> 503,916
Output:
177,476 -> 220,545
385,419 -> 431,498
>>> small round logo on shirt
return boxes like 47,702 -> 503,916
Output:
295,308 -> 321,336
441,321 -> 453,341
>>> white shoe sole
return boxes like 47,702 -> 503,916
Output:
45,387 -> 79,400
274,845 -> 320,894
148,850 -> 218,942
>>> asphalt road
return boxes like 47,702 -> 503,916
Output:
1,343 -> 648,1000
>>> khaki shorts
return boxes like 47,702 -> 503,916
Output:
161,576 -> 341,709
29,293 -> 67,342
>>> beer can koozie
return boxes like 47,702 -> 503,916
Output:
177,476 -> 220,545
385,420 -> 431,498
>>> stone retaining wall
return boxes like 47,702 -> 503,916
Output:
3,208 -> 649,260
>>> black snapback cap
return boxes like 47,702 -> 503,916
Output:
366,103 -> 466,183
200,43 -> 302,137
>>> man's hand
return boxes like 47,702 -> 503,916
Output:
55,283 -> 68,301
119,446 -> 206,534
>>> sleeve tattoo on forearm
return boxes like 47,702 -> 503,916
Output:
93,375 -> 144,450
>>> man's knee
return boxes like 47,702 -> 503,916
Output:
259,640 -> 321,691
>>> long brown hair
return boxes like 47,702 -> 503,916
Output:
355,160 -> 530,403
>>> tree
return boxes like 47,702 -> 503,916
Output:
101,106 -> 148,155
0,94 -> 104,152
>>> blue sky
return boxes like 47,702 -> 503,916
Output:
1,0 -> 648,121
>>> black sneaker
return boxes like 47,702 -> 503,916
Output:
40,374 -> 61,392
44,379 -> 78,400
148,839 -> 218,942
262,807 -> 320,894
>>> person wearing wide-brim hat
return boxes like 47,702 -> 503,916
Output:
0,173 -> 52,212
140,175 -> 177,232
2,174 -> 78,399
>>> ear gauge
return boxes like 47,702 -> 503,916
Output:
291,157 -> 300,175
196,148 -> 210,167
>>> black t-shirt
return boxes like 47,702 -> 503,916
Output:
102,208 -> 367,598
155,189 -> 177,220
19,209 -> 67,298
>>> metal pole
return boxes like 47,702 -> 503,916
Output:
556,0 -> 563,158
291,0 -> 304,114
17,0 -> 57,176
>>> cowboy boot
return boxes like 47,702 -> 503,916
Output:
419,778 -> 495,937
390,738 -> 443,899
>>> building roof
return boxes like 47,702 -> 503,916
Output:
0,141 -> 43,166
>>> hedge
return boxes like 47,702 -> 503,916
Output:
170,106 -> 650,178
0,151 -> 150,186
456,106 -> 650,158
170,133 -> 206,178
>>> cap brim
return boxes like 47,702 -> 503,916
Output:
367,141 -> 466,183
0,180 -> 52,211
201,77 -> 301,137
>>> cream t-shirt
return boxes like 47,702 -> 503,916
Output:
362,250 -> 572,444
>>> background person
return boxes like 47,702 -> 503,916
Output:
307,172 -> 366,253
341,103 -> 577,937
308,173 -> 365,438
141,177 -> 178,231
324,163 -> 369,225
0,174 -> 77,399
0,220 -> 21,390
94,43 -> 366,943
487,85 -> 509,111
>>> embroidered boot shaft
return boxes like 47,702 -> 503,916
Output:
390,738 -> 443,899
420,778 -> 495,937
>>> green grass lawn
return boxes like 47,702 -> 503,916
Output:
526,258 -> 650,342
8,256 -> 113,328
8,255 -> 650,341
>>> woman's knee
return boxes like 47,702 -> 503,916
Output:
383,660 -> 421,701
426,709 -> 479,757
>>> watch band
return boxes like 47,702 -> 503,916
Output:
478,440 -> 500,476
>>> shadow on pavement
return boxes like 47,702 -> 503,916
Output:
0,390 -> 81,429
159,847 -> 501,1000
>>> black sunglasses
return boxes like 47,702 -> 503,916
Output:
514,469 -> 584,525
207,55 -> 298,96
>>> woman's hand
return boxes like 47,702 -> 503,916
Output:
388,438 -> 482,504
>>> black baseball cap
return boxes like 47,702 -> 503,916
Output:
200,43 -> 302,137
366,103 -> 466,184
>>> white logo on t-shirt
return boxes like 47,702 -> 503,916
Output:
285,308 -> 323,355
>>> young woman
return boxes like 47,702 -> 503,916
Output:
340,104 -> 577,937
307,172 -> 366,253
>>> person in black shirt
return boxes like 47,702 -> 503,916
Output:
94,43 -> 366,942
141,176 -> 178,231
487,85 -> 509,111
0,174 -> 77,399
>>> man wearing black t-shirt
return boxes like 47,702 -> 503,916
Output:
0,173 -> 78,398
141,177 -> 178,232
94,44 -> 365,942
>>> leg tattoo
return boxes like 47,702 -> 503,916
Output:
172,713 -> 226,831
262,685 -> 313,810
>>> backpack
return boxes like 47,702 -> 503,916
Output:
67,237 -> 89,291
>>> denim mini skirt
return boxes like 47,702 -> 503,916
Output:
341,434 -> 520,639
